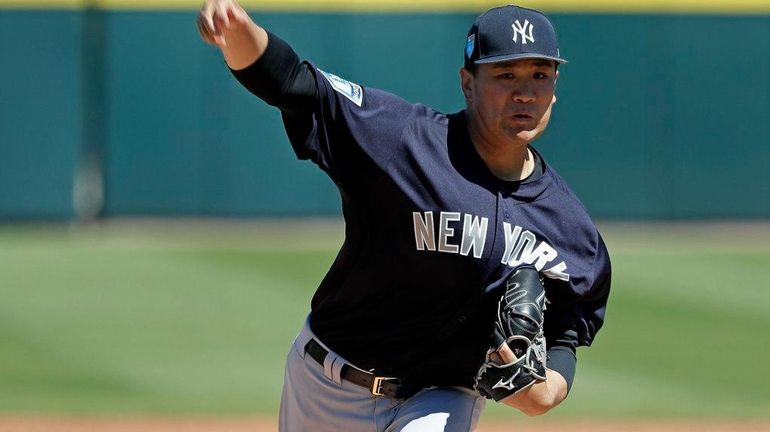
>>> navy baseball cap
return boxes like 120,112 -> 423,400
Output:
464,5 -> 567,69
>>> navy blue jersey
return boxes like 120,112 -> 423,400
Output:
283,64 -> 611,387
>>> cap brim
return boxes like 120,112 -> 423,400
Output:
475,53 -> 567,64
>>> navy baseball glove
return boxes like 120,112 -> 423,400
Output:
474,265 -> 547,401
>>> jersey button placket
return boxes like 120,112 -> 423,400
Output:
501,183 -> 511,220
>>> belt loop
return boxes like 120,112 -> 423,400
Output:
323,351 -> 343,385
330,356 -> 345,386
296,317 -> 315,359
294,336 -> 307,359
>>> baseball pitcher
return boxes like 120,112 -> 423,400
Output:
197,2 -> 612,430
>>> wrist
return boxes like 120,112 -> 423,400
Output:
222,22 -> 268,70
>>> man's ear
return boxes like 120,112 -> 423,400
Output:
554,69 -> 559,85
460,67 -> 473,102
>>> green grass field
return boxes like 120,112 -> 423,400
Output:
1,220 -> 769,419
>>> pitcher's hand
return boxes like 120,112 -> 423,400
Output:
197,0 -> 250,48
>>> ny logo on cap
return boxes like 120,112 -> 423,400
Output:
512,19 -> 534,45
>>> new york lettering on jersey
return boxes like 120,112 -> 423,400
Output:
412,212 -> 570,282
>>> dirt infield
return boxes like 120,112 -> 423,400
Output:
2,417 -> 769,432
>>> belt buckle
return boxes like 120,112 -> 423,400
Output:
371,376 -> 390,396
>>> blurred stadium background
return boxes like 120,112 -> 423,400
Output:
1,0 -> 769,430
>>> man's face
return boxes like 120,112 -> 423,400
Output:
461,59 -> 558,144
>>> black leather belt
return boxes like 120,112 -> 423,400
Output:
304,339 -> 420,399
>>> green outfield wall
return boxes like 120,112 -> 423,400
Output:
0,10 -> 83,219
1,3 -> 769,219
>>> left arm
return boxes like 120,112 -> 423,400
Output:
475,266 -> 584,415
500,231 -> 611,416
492,345 -> 569,416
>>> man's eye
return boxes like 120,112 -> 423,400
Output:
498,73 -> 515,79
534,72 -> 549,79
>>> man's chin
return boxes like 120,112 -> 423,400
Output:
511,128 -> 540,143
502,121 -> 546,143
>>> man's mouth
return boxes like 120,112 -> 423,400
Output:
512,113 -> 533,120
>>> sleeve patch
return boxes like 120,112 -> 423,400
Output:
318,69 -> 363,107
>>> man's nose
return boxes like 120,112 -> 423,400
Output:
513,85 -> 536,103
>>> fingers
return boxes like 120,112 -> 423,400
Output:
485,343 -> 515,365
227,4 -> 249,26
213,2 -> 231,30
198,0 -> 246,48
197,17 -> 215,45
198,2 -> 220,46
496,343 -> 517,364
199,2 -> 216,34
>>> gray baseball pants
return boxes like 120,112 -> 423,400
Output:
279,319 -> 486,432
